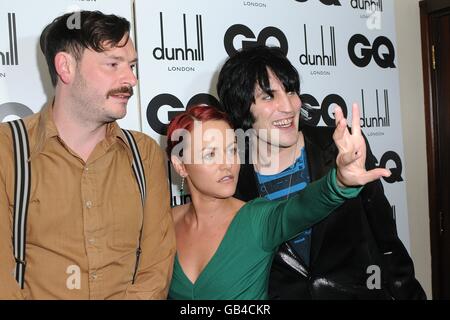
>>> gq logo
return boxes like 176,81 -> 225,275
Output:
295,0 -> 341,5
348,34 -> 396,68
0,102 -> 34,121
147,93 -> 220,135
300,94 -> 348,127
376,151 -> 403,183
224,24 -> 288,57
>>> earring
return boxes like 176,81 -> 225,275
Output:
180,176 -> 185,197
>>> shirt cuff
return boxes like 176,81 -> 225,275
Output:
328,168 -> 362,199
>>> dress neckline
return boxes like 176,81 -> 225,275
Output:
174,203 -> 251,286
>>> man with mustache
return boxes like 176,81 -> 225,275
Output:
0,11 -> 175,299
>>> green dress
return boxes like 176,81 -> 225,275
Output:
169,169 -> 360,300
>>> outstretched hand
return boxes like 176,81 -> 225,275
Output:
333,103 -> 391,187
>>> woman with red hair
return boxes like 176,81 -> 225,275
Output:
166,104 -> 390,300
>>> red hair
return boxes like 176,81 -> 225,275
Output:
166,105 -> 233,158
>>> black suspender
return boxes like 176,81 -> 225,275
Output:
121,129 -> 146,284
8,121 -> 146,288
122,129 -> 146,206
8,119 -> 31,289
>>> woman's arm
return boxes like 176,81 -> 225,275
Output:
249,168 -> 359,251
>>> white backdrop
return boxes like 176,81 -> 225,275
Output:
0,0 -> 410,250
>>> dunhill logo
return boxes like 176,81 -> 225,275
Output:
295,0 -> 341,5
171,194 -> 191,207
168,161 -> 192,207
351,0 -> 383,12
243,1 -> 267,8
360,89 -> 390,128
153,12 -> 204,61
299,25 -> 336,67
0,13 -> 19,66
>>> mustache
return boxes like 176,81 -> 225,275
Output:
106,86 -> 134,99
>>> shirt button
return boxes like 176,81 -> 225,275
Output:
90,272 -> 97,280
85,200 -> 93,209
88,238 -> 95,245
84,166 -> 89,172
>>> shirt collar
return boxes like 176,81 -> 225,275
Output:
32,100 -> 133,161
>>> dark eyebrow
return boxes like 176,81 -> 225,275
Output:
104,53 -> 138,64
255,89 -> 274,98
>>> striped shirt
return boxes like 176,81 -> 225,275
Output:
256,147 -> 312,266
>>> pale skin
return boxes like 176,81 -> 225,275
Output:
52,34 -> 138,162
171,120 -> 243,284
250,68 -> 304,175
170,106 -> 391,284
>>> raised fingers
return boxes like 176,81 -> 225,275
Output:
333,105 -> 347,141
351,103 -> 361,137
334,105 -> 344,127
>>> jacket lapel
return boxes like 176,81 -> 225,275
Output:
302,125 -> 338,267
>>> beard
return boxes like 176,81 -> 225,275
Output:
69,69 -> 129,125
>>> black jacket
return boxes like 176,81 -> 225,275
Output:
235,124 -> 426,300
